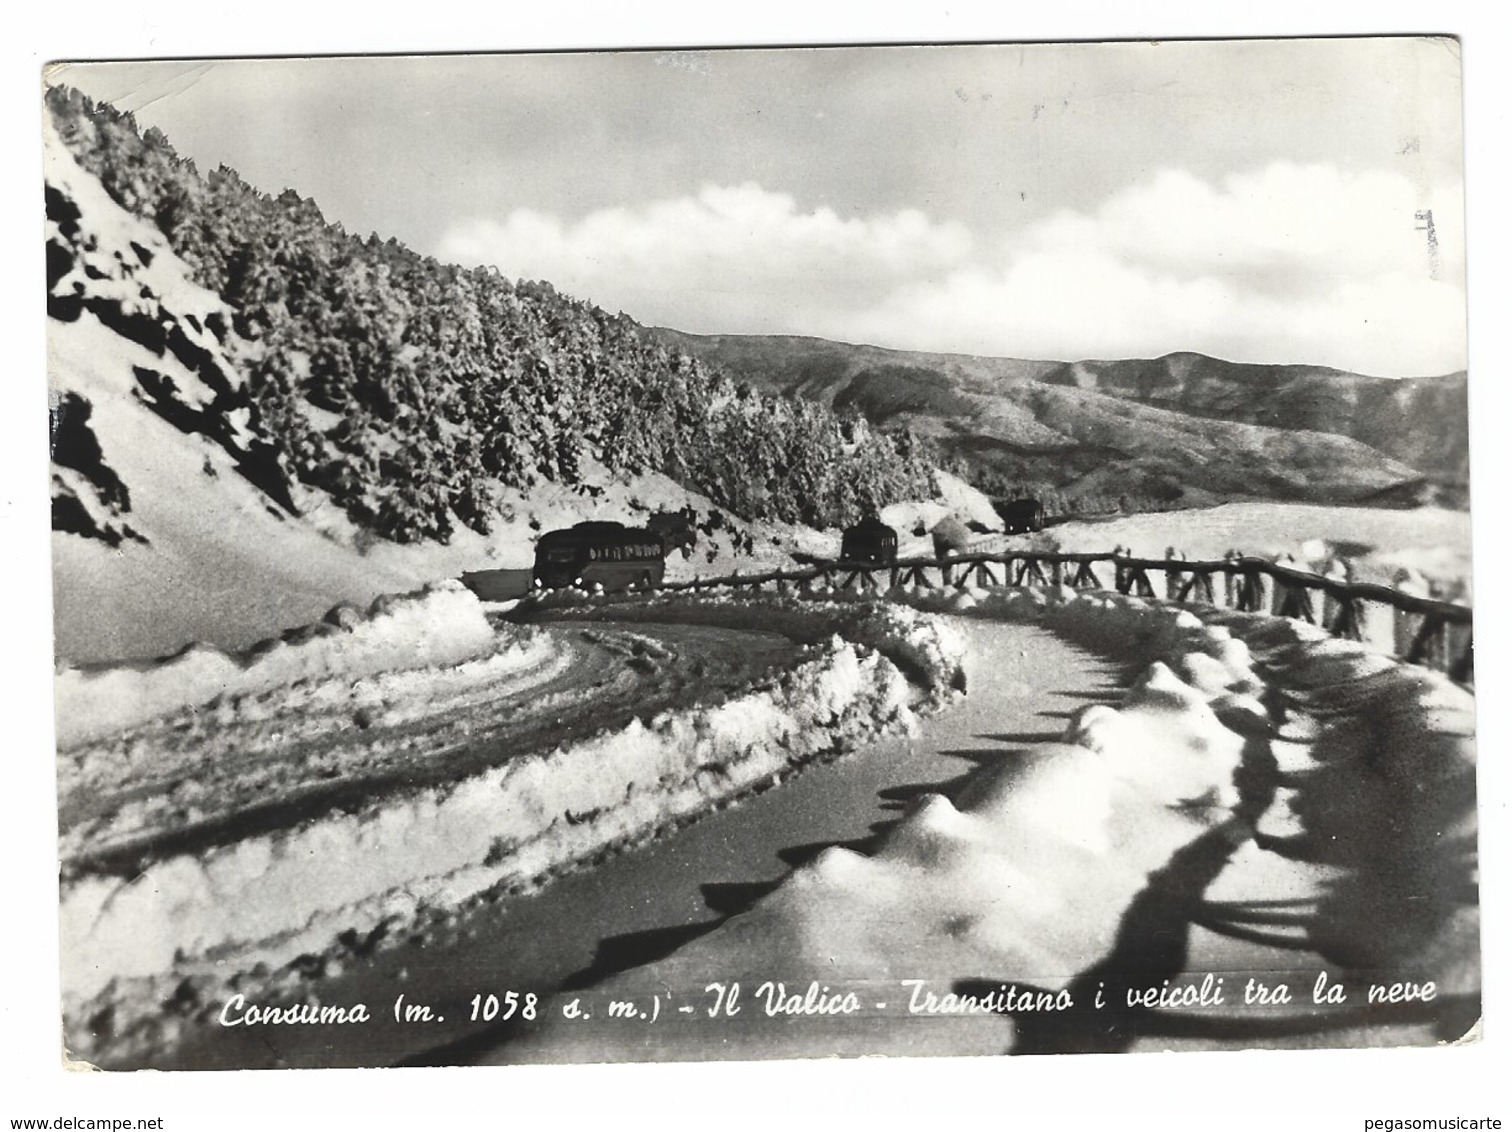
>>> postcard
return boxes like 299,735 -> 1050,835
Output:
42,37 -> 1479,1076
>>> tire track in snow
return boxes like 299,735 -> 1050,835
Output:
60,621 -> 804,880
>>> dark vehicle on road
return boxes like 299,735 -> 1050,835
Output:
648,507 -> 698,558
533,521 -> 666,592
994,497 -> 1047,534
840,515 -> 899,565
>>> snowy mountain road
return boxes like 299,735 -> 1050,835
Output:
149,618 -> 1117,1069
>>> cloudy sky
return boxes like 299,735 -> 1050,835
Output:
53,38 -> 1466,375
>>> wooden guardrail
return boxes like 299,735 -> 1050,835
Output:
532,548 -> 1474,686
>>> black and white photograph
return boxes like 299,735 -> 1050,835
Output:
12,8 -> 1509,1126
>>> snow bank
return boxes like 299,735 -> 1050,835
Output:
1065,661 -> 1244,810
866,583 -> 1269,710
1197,609 -> 1478,985
1043,596 -> 1475,897
55,633 -> 569,874
839,603 -> 967,701
879,468 -> 1002,549
60,597 -> 967,1063
55,582 -> 499,748
501,588 -> 1476,1063
503,601 -> 1257,1063
60,640 -> 908,1003
527,590 -> 968,703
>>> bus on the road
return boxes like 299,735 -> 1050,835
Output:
532,521 -> 666,592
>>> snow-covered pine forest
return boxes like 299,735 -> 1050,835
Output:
46,84 -> 937,547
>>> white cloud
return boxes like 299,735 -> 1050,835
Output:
438,183 -> 972,335
845,254 -> 1465,376
437,165 -> 1466,376
865,163 -> 1467,374
1027,165 -> 1464,287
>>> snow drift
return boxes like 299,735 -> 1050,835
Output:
501,591 -> 1260,1062
55,581 -> 502,747
495,587 -> 1477,1063
58,591 -> 965,1065
525,591 -> 968,705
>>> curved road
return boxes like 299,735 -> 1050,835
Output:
153,617 -> 1119,1069
60,620 -> 804,880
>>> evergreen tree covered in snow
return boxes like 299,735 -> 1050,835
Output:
46,86 -> 937,542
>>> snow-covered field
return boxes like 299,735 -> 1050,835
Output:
1045,502 -> 1473,600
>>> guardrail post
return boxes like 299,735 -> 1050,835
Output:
1329,596 -> 1363,640
1071,560 -> 1102,590
1236,561 -> 1262,612
1321,559 -> 1349,636
1451,629 -> 1474,685
1407,613 -> 1447,670
1276,579 -> 1316,623
1393,571 -> 1430,660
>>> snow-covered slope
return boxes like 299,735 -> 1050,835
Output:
46,117 -> 995,665
43,129 -> 727,665
46,118 -> 465,662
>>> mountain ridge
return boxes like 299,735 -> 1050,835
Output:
650,328 -> 1467,510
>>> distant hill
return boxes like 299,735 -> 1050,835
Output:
1036,354 -> 1469,485
652,330 -> 1467,511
